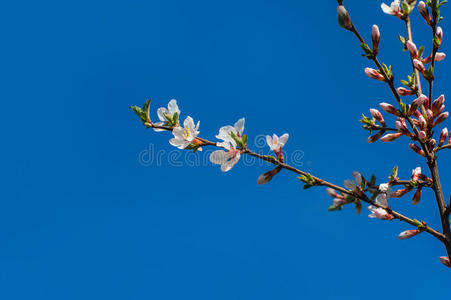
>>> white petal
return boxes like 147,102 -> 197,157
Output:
169,137 -> 184,148
167,99 -> 180,115
234,118 -> 245,135
376,193 -> 388,206
157,107 -> 168,122
272,134 -> 278,144
344,179 -> 356,190
172,126 -> 184,139
210,150 -> 228,165
153,122 -> 166,132
221,153 -> 240,172
184,116 -> 195,130
266,135 -> 272,147
278,133 -> 289,147
195,121 -> 200,131
381,3 -> 394,14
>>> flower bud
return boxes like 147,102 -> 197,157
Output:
367,131 -> 384,143
408,95 -> 427,115
379,102 -> 400,116
412,187 -> 423,205
257,166 -> 282,185
326,187 -> 341,198
372,25 -> 380,54
419,130 -> 427,142
409,143 -> 426,156
418,114 -> 428,130
380,132 -> 403,142
365,68 -> 385,81
437,27 -> 443,44
411,167 -> 421,181
390,188 -> 411,198
397,87 -> 415,96
434,112 -> 449,126
413,59 -> 426,73
337,5 -> 353,30
418,1 -> 432,25
439,256 -> 451,268
431,95 -> 445,115
406,40 -> 418,58
435,52 -> 446,62
428,139 -> 436,152
439,128 -> 448,146
398,229 -> 420,239
370,108 -> 385,126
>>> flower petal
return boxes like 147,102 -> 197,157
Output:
234,118 -> 245,135
167,99 -> 180,115
210,150 -> 228,165
278,133 -> 289,147
157,107 -> 168,122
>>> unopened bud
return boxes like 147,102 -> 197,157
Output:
370,108 -> 385,126
367,131 -> 384,143
437,27 -> 443,44
439,256 -> 451,268
439,128 -> 448,146
381,132 -> 403,142
398,229 -> 420,239
419,130 -> 427,142
380,102 -> 400,116
409,143 -> 426,156
406,40 -> 418,58
434,112 -> 449,126
337,5 -> 353,30
390,188 -> 411,198
435,52 -> 446,62
431,95 -> 445,115
372,25 -> 380,54
397,87 -> 415,96
413,59 -> 426,73
428,139 -> 436,152
365,68 -> 385,81
412,187 -> 422,205
257,166 -> 282,185
418,1 -> 432,25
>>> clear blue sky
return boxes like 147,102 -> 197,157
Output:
2,1 -> 451,299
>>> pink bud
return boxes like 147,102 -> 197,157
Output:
418,130 -> 427,142
439,128 -> 448,146
431,95 -> 445,115
379,102 -> 400,116
428,139 -> 436,152
326,187 -> 341,198
418,114 -> 428,130
390,188 -> 411,198
337,5 -> 353,30
411,167 -> 421,181
412,187 -> 422,205
434,112 -> 449,126
370,108 -> 385,126
435,52 -> 446,62
418,1 -> 432,25
367,131 -> 383,143
406,40 -> 418,58
439,256 -> 451,268
397,87 -> 414,96
372,25 -> 380,53
437,27 -> 443,44
380,132 -> 403,142
408,95 -> 427,115
365,68 -> 385,81
413,59 -> 426,73
398,229 -> 420,239
409,143 -> 426,156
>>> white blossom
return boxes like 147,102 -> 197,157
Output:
266,133 -> 289,152
154,99 -> 180,131
169,116 -> 200,150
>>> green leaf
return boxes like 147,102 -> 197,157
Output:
392,166 -> 399,178
242,134 -> 248,146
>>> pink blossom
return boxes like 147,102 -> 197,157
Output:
380,132 -> 403,142
434,112 -> 449,126
372,25 -> 380,53
397,87 -> 414,96
379,102 -> 399,116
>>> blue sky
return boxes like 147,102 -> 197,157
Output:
2,0 -> 451,299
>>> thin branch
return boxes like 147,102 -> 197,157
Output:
145,121 -> 445,242
405,17 -> 423,97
